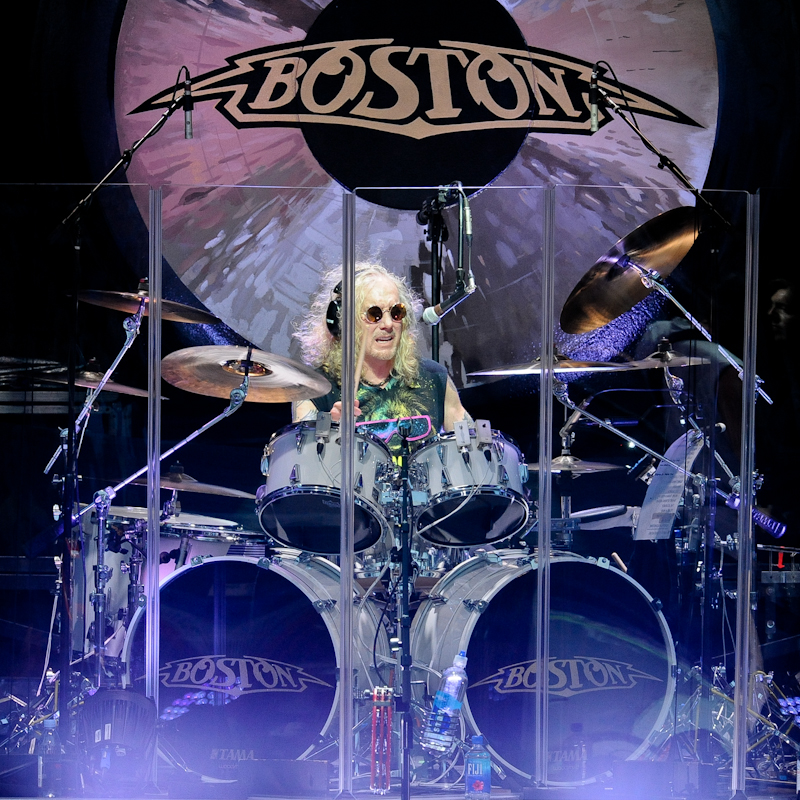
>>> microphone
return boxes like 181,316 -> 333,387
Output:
422,281 -> 475,325
589,64 -> 599,132
183,73 -> 193,139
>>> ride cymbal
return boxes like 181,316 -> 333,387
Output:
469,353 -> 637,376
560,206 -> 700,334
79,289 -> 218,325
131,470 -> 256,499
161,345 -> 331,403
527,455 -> 623,474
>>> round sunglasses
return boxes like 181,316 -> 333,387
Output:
363,303 -> 407,324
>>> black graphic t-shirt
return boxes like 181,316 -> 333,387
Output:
312,358 -> 448,454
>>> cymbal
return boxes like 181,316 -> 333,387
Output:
43,369 -> 151,398
131,470 -> 256,499
469,353 -> 637,376
161,345 -> 331,403
627,348 -> 711,369
560,207 -> 700,334
79,289 -> 218,325
528,455 -> 623,474
108,505 -> 240,527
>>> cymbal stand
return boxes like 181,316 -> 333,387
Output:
75,368 -> 251,529
553,380 -> 783,537
71,369 -> 250,690
625,262 -> 772,405
44,299 -> 146,475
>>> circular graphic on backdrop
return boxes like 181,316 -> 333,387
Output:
298,0 -> 532,209
114,0 -> 718,381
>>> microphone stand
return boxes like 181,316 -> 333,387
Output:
51,70 -> 190,724
417,191 -> 449,362
395,419 -> 414,800
593,81 -> 729,231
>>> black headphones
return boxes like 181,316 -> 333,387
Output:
325,280 -> 343,338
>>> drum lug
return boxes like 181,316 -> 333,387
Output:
597,556 -> 610,569
295,429 -> 304,452
313,598 -> 336,613
437,443 -> 447,464
290,464 -> 301,484
497,464 -> 510,486
476,549 -> 503,564
440,468 -> 451,488
260,445 -> 270,476
358,440 -> 369,462
355,472 -> 364,493
462,598 -> 488,613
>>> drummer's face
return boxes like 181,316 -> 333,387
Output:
360,277 -> 403,364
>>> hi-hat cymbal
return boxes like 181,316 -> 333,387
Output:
469,353 -> 637,376
131,470 -> 256,499
161,345 -> 331,403
43,369 -> 152,397
79,289 -> 218,325
560,207 -> 700,334
627,348 -> 711,369
528,455 -> 623,474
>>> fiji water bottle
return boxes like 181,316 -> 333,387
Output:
420,650 -> 468,753
464,735 -> 492,799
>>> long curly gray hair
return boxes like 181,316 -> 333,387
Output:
294,263 -> 424,386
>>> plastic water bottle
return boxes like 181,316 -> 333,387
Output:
464,735 -> 492,799
40,718 -> 63,755
420,650 -> 468,753
39,718 -> 63,797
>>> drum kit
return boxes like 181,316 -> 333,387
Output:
14,207 -> 793,790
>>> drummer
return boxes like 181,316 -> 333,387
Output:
292,264 -> 472,452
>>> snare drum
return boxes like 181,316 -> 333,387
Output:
409,431 -> 529,546
122,552 -> 389,777
411,551 -> 676,784
256,421 -> 394,553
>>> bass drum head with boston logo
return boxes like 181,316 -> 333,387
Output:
123,553 -> 387,777
410,551 -> 675,785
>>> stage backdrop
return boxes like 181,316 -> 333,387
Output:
114,0 -> 717,383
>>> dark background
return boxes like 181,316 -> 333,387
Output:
1,0 -> 799,689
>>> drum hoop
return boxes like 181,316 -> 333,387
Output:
415,489 -> 530,541
257,484 -> 391,540
268,420 -> 393,455
412,551 -> 676,782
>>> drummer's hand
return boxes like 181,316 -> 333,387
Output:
331,399 -> 362,422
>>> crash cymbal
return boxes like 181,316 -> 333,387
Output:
560,206 -> 700,334
43,369 -> 151,397
131,470 -> 257,499
469,353 -> 637,376
528,455 -> 623,474
79,289 -> 218,325
161,345 -> 331,403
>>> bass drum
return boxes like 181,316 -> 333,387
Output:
123,553 -> 389,778
410,551 -> 675,785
